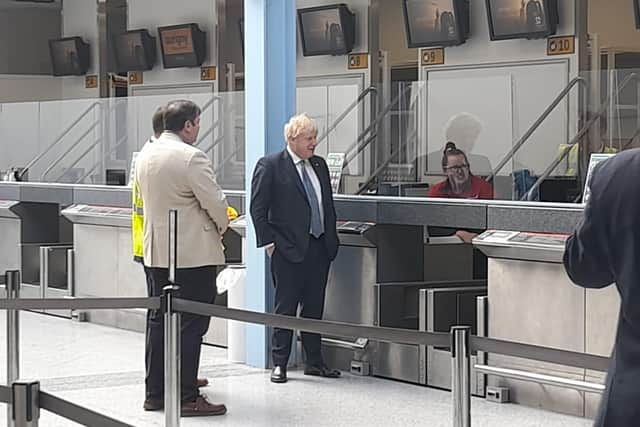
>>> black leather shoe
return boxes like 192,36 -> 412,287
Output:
270,366 -> 287,383
143,398 -> 163,411
304,364 -> 341,378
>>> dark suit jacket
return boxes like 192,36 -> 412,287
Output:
250,149 -> 339,263
564,148 -> 640,427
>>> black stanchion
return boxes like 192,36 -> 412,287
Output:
6,270 -> 20,427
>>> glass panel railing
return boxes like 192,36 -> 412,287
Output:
3,67 -> 640,205
0,90 -> 246,190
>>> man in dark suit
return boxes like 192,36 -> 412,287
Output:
250,113 -> 340,383
564,149 -> 640,426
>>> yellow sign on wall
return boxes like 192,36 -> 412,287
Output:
201,66 -> 217,81
348,53 -> 369,70
421,48 -> 445,66
129,72 -> 143,85
85,75 -> 98,89
547,36 -> 575,56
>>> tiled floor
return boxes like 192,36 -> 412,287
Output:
0,312 -> 593,426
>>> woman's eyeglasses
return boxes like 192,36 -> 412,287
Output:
445,164 -> 469,172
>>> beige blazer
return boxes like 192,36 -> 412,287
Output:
135,131 -> 229,268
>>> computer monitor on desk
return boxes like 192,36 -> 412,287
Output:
106,169 -> 126,186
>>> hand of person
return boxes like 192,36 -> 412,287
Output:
266,244 -> 275,257
455,230 -> 478,244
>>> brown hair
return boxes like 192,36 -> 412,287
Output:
441,142 -> 470,170
152,105 -> 166,136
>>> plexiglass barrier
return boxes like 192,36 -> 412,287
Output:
2,67 -> 640,203
0,91 -> 246,190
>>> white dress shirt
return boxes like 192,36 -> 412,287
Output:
287,146 -> 324,229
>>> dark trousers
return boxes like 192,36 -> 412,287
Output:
270,235 -> 331,367
144,266 -> 217,403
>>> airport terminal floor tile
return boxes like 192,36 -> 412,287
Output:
0,312 -> 593,426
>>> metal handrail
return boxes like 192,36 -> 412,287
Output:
195,117 -> 223,148
18,102 -> 101,180
355,126 -> 418,195
201,125 -> 245,158
317,85 -> 378,146
621,124 -> 640,151
56,140 -> 100,182
342,84 -> 415,172
194,95 -> 225,150
524,73 -> 639,201
201,95 -> 222,114
474,364 -> 605,394
214,145 -> 242,175
486,77 -> 588,183
73,133 -> 130,184
41,120 -> 102,180
202,134 -> 225,156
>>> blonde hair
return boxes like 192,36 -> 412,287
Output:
284,113 -> 318,141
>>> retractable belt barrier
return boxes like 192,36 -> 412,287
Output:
0,296 -> 609,372
0,384 -> 133,427
0,284 -> 610,427
0,297 -> 160,311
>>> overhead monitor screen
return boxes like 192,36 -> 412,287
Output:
298,4 -> 356,56
486,0 -> 557,40
113,30 -> 157,72
403,0 -> 466,47
158,23 -> 206,68
49,37 -> 90,76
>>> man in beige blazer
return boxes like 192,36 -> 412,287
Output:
135,99 -> 229,417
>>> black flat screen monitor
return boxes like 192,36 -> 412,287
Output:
634,0 -> 640,29
298,4 -> 356,56
49,37 -> 90,76
158,23 -> 206,68
402,0 -> 469,48
486,0 -> 558,40
106,169 -> 126,186
113,29 -> 157,72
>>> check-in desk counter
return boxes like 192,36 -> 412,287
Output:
61,204 -> 241,347
0,200 -> 71,311
322,221 -> 486,393
473,230 -> 618,418
322,221 -> 424,375
62,205 -> 146,330
0,200 -> 22,275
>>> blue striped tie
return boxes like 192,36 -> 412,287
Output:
300,161 -> 324,238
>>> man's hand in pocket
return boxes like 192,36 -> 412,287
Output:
266,244 -> 275,257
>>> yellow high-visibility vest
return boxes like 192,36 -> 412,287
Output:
132,178 -> 144,263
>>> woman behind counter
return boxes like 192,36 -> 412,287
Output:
428,142 -> 493,244
428,142 -> 494,200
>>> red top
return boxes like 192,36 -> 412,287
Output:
428,175 -> 494,200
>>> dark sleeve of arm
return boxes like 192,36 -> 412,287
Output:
250,158 -> 275,247
563,181 -> 614,289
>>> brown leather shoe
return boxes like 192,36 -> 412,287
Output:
197,378 -> 209,388
181,395 -> 227,417
143,398 -> 163,411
